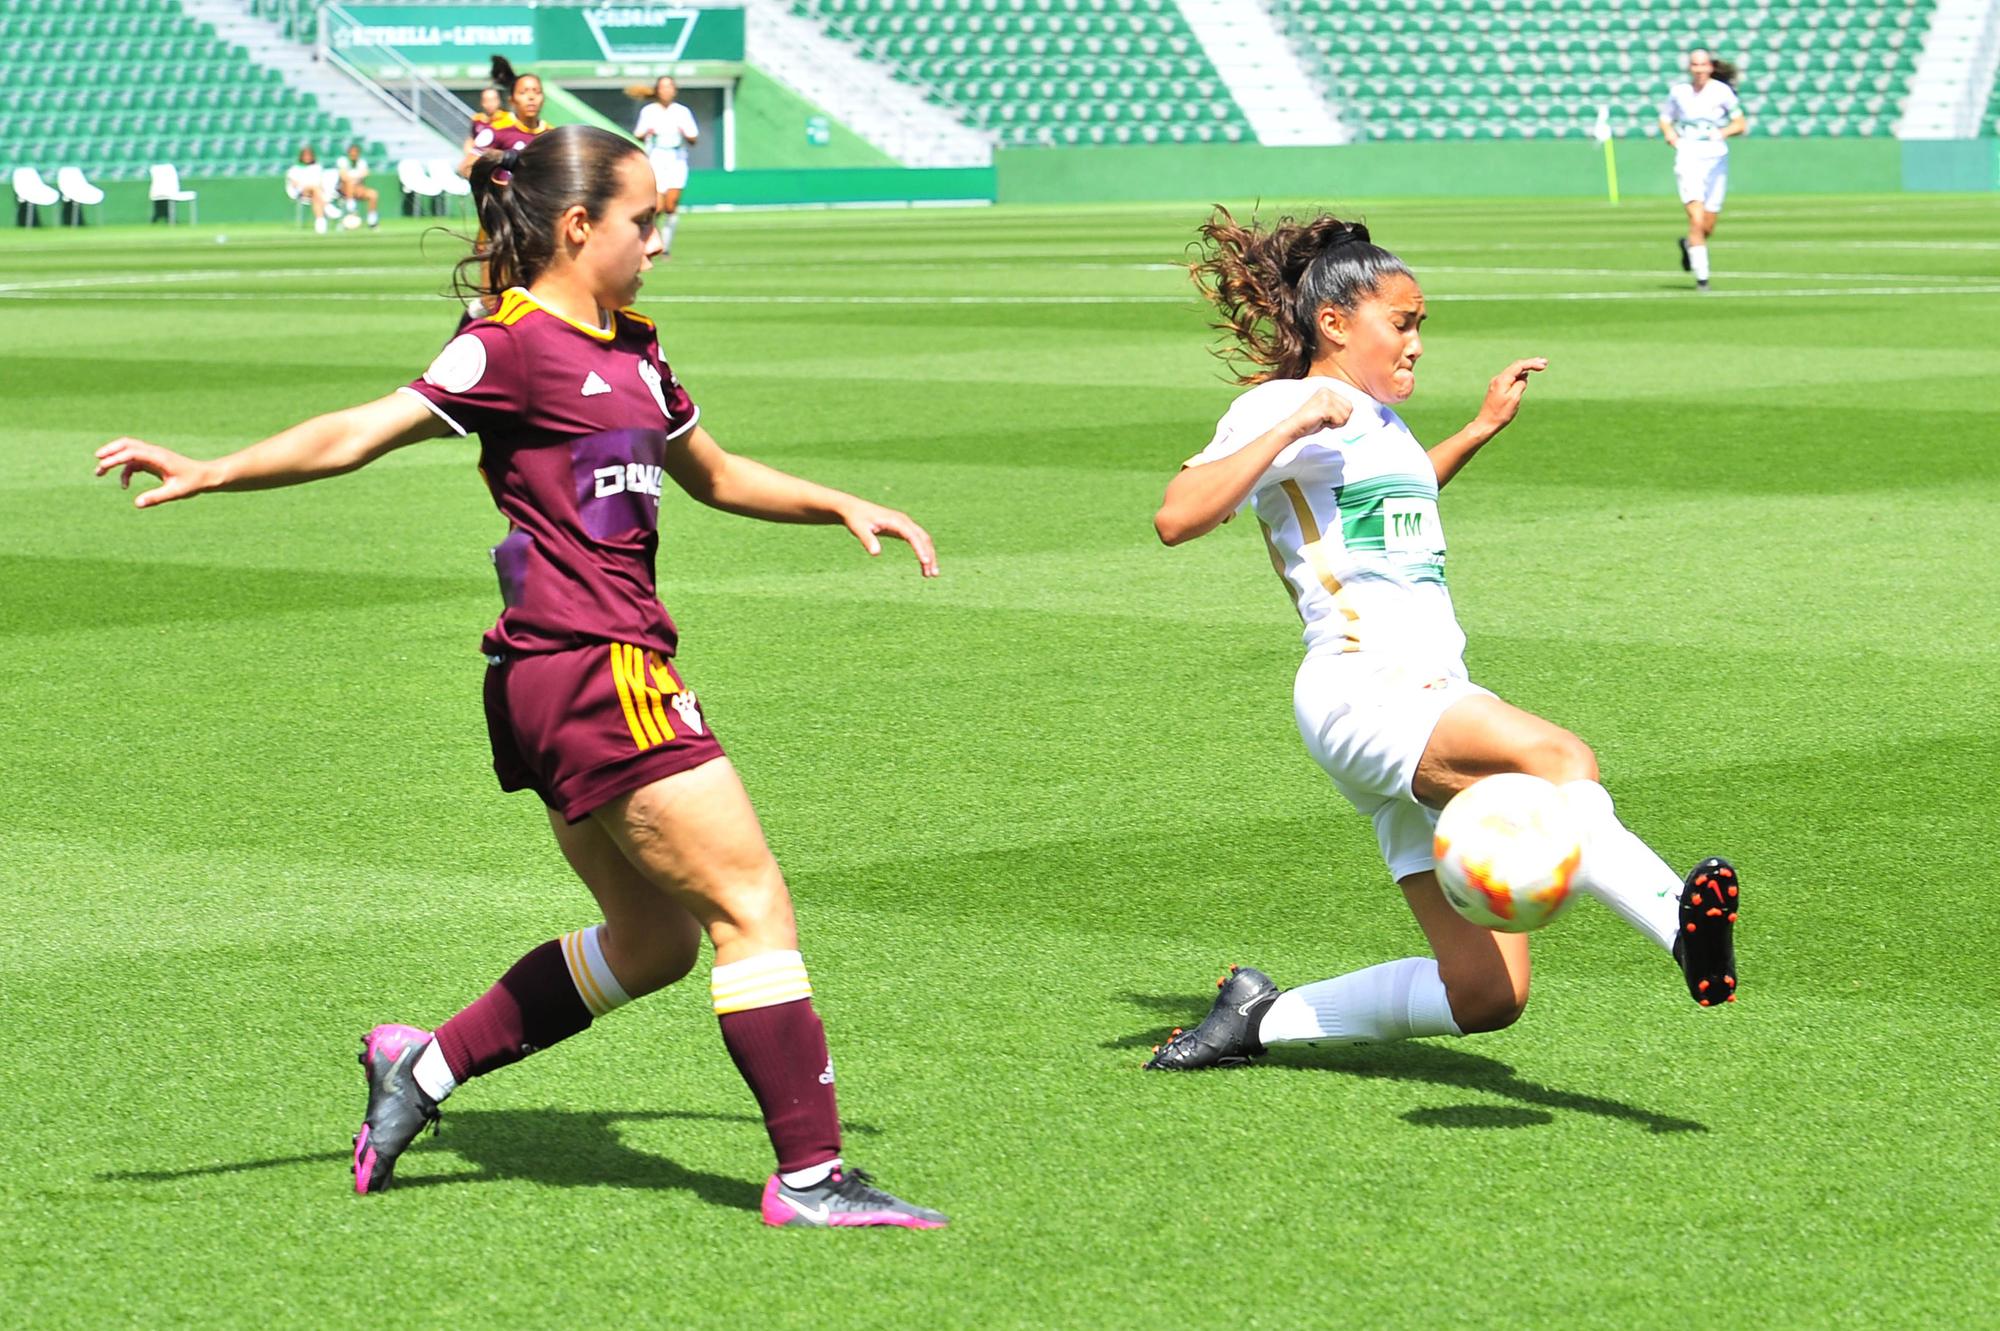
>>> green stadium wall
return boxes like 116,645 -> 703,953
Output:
8,139 -> 1992,227
731,68 -> 898,170
6,167 -> 995,226
992,137 -> 1992,204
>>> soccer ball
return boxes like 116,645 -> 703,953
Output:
340,213 -> 364,231
1433,773 -> 1585,933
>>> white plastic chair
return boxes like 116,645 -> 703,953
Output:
398,158 -> 444,216
56,166 -> 104,226
149,164 -> 198,225
13,167 -> 59,227
430,158 -> 472,220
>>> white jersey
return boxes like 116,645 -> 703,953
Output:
1188,376 -> 1465,665
1661,80 -> 1740,160
636,101 -> 699,159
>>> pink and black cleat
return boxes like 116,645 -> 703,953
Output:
1674,857 -> 1741,1007
353,1023 -> 441,1195
761,1167 -> 948,1229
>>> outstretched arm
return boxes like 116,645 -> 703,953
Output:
662,424 -> 938,577
94,391 -> 452,508
1427,358 -> 1546,489
1154,387 -> 1351,546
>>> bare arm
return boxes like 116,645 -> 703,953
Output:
1721,110 -> 1748,140
1154,387 -> 1351,546
662,424 -> 938,576
94,391 -> 452,507
1660,116 -> 1680,149
1427,358 -> 1546,490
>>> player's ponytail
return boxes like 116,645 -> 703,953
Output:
1711,56 -> 1739,86
1190,206 -> 1413,383
454,124 -> 646,303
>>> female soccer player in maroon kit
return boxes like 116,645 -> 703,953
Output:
94,125 -> 947,1229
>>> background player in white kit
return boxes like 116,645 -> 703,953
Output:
1661,50 -> 1745,291
635,77 -> 699,257
1144,209 -> 1740,1072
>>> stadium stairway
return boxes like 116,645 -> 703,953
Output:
739,0 -> 995,165
1173,0 -> 1347,145
177,0 -> 458,163
1900,0 -> 2000,136
1266,0 -> 1945,143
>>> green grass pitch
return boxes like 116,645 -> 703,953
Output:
2,192 -> 1997,1328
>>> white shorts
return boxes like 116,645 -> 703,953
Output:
1293,652 -> 1494,882
650,151 -> 689,192
1675,152 -> 1728,213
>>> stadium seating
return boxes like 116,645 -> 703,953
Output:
1265,0 -> 1938,141
0,0 -> 381,184
789,0 -> 1258,147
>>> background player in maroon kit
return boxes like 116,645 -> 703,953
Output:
460,68 -> 553,318
94,125 -> 948,1229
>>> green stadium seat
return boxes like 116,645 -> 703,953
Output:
0,0 -> 359,180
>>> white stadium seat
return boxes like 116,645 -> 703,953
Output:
56,166 -> 104,226
398,157 -> 444,216
149,164 -> 198,225
13,166 -> 59,227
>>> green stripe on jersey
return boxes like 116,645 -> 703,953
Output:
1336,474 -> 1440,552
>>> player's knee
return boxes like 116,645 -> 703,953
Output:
1525,730 -> 1596,784
1447,974 -> 1530,1034
711,864 -> 797,948
602,914 -> 701,997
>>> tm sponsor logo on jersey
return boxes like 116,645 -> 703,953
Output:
594,463 -> 665,499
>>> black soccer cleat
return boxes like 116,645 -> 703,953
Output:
353,1024 -> 441,1195
1144,965 -> 1280,1070
761,1167 -> 949,1229
1697,279 -> 1712,292
1673,858 -> 1739,1007
1679,236 -> 1691,271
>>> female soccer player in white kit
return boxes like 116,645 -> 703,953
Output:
1661,49 -> 1745,291
635,77 -> 699,257
1144,210 -> 1740,1071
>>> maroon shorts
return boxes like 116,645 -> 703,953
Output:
485,641 -> 726,823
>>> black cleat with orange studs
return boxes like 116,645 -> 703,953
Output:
1673,856 -> 1740,1006
1143,965 -> 1280,1070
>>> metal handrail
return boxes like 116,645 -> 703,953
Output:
317,2 -> 472,148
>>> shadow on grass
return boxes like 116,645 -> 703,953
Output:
1114,993 -> 1707,1136
100,1107 -> 883,1209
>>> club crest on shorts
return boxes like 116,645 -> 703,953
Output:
671,690 -> 704,735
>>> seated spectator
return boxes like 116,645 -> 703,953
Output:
285,146 -> 331,235
339,145 -> 381,229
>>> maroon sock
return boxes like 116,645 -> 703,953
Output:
717,999 -> 842,1175
435,938 -> 593,1082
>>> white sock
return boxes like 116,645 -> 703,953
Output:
1689,244 -> 1711,282
561,924 -> 633,1018
662,211 -> 680,251
779,1157 -> 841,1189
1559,780 -> 1681,952
314,216 -> 327,234
366,210 -> 378,225
1256,957 -> 1463,1046
412,1039 -> 458,1102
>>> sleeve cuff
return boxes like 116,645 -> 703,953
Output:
397,385 -> 467,437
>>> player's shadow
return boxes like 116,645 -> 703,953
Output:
99,1107 -> 883,1209
1113,992 -> 1707,1136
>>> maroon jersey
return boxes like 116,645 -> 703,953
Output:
469,112 -> 550,156
401,287 -> 700,658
